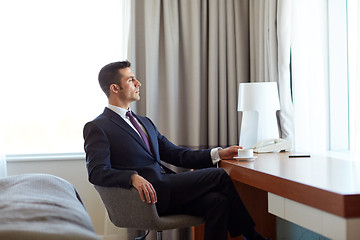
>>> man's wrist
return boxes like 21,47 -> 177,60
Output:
210,147 -> 222,165
129,171 -> 138,186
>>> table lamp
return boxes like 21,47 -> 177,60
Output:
238,82 -> 280,148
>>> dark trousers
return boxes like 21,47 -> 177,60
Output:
158,168 -> 255,240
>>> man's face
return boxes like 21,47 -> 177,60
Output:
117,67 -> 141,104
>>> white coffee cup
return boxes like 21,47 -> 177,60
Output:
237,148 -> 253,158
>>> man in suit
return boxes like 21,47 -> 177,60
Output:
83,61 -> 267,240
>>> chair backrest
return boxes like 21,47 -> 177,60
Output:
94,185 -> 204,231
94,186 -> 161,230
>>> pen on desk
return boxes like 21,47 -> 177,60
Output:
289,154 -> 311,158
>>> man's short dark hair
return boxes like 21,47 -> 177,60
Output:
98,61 -> 131,97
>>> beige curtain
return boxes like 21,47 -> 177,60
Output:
249,0 -> 294,141
128,0 -> 249,149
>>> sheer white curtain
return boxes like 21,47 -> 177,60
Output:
349,0 -> 360,152
276,0 -> 294,141
291,0 -> 329,153
249,0 -> 294,142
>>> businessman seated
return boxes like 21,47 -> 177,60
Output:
83,61 -> 268,240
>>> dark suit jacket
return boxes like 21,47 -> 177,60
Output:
83,107 -> 214,212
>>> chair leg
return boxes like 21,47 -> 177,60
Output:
135,230 -> 150,240
156,231 -> 162,240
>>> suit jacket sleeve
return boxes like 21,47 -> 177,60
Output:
141,116 -> 214,169
83,121 -> 137,188
157,134 -> 214,169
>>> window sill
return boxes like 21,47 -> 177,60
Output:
326,150 -> 359,161
6,153 -> 85,162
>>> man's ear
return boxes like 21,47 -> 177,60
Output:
110,84 -> 120,94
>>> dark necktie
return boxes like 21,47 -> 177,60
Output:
126,111 -> 151,152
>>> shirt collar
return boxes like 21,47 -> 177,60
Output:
107,104 -> 132,119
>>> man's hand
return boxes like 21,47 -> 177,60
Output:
131,174 -> 157,204
218,145 -> 243,160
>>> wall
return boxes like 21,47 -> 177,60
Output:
6,156 -> 127,240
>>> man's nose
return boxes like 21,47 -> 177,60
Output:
135,78 -> 141,87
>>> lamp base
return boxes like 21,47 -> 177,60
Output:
239,111 -> 279,149
239,111 -> 259,149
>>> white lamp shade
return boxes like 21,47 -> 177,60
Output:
238,82 -> 280,112
238,82 -> 280,148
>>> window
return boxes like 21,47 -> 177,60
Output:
0,0 -> 130,154
292,0 -> 360,155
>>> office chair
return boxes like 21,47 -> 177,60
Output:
94,185 -> 204,240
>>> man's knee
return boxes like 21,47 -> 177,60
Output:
217,168 -> 229,177
208,167 -> 229,178
204,192 -> 229,211
212,168 -> 232,184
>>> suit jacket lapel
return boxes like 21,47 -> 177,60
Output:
103,108 -> 153,155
